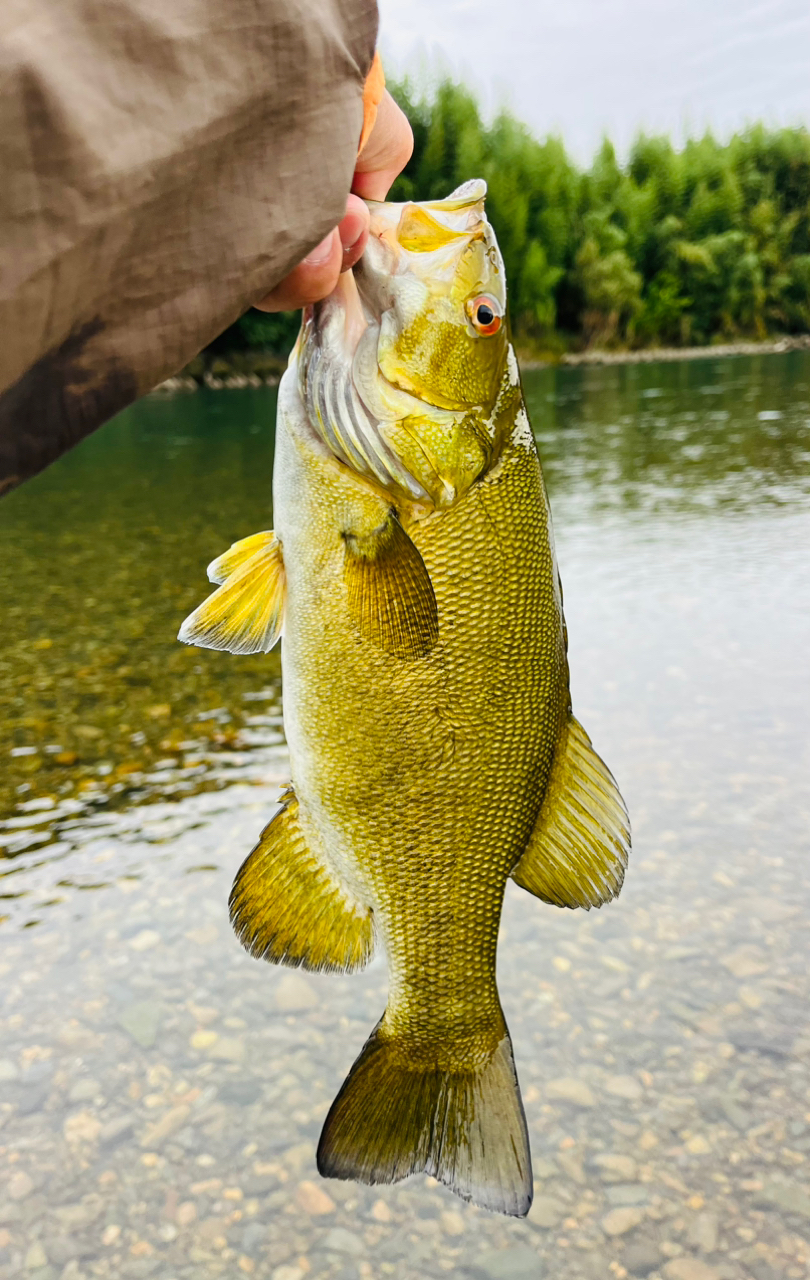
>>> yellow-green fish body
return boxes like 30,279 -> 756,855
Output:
179,181 -> 630,1215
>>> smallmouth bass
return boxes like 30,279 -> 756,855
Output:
179,180 -> 630,1216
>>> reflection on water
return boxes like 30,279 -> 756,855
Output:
0,388 -> 283,827
527,352 -> 810,518
1,353 -> 809,1280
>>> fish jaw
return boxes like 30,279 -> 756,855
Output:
361,180 -> 508,414
296,180 -> 512,511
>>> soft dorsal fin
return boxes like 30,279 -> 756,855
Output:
512,717 -> 630,909
343,514 -> 438,661
230,786 -> 374,973
178,531 -> 286,655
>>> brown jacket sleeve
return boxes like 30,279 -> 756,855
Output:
0,0 -> 377,493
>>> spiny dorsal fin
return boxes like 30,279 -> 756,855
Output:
343,514 -> 438,660
230,787 -> 374,973
178,532 -> 285,655
512,717 -> 630,909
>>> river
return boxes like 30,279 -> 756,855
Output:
1,353 -> 809,1280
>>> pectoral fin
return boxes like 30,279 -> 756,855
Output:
343,514 -> 438,660
512,717 -> 630,909
178,532 -> 286,655
230,787 -> 374,973
207,530 -> 277,584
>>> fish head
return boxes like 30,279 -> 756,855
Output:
360,179 -> 508,414
297,180 -> 513,509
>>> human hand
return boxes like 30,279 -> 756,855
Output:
255,87 -> 413,313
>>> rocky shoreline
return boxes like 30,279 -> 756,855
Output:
527,335 -> 810,369
150,370 -> 281,396
149,335 -> 810,396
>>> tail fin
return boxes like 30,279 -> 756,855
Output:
317,1021 -> 532,1216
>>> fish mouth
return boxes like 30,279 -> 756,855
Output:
298,246 -> 435,502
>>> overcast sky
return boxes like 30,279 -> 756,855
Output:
378,0 -> 810,163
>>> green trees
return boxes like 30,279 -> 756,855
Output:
212,83 -> 810,358
389,82 -> 810,351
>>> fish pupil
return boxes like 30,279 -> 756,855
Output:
477,303 -> 494,326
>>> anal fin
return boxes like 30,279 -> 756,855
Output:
178,530 -> 286,655
229,788 -> 374,973
512,716 -> 630,909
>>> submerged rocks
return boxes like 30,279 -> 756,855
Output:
623,1240 -> 663,1276
3,531 -> 810,1280
546,1077 -> 596,1107
8,1173 -> 34,1202
528,1195 -> 565,1228
752,1179 -> 810,1219
274,972 -> 319,1013
473,1245 -> 543,1280
601,1206 -> 646,1236
662,1259 -> 721,1280
294,1182 -> 335,1216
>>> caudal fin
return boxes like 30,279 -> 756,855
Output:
317,1020 -> 532,1216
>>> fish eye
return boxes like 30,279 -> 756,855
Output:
467,294 -> 502,336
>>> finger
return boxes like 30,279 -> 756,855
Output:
352,90 -> 414,202
255,229 -> 341,312
255,195 -> 370,313
338,194 -> 370,272
254,229 -> 341,312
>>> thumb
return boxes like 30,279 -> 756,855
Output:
352,90 -> 414,202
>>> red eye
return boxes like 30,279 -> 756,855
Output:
467,294 -> 502,335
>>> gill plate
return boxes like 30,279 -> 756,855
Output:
299,329 -> 429,502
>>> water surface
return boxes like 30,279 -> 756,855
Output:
1,354 -> 809,1280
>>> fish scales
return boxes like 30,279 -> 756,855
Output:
179,179 -> 630,1216
279,396 -> 564,1058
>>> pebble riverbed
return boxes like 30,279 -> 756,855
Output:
1,731 -> 809,1280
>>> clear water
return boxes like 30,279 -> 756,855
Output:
1,354 -> 809,1280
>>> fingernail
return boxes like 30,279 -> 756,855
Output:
303,231 -> 336,267
339,210 -> 366,253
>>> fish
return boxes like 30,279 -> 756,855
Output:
178,179 -> 630,1217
